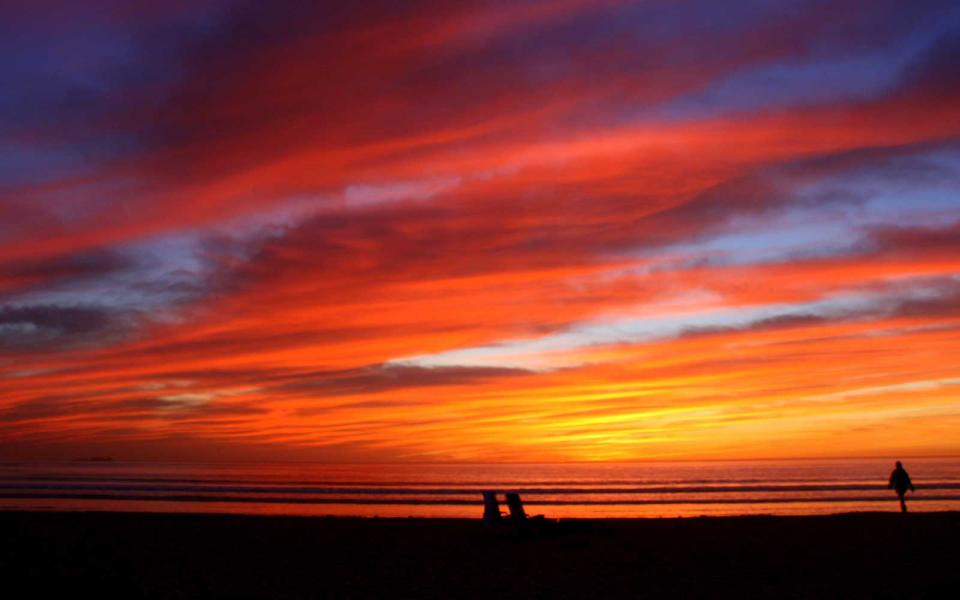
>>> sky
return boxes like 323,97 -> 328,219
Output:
2,0 -> 960,463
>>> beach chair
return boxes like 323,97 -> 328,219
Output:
482,491 -> 503,528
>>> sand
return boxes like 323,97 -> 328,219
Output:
2,511 -> 957,598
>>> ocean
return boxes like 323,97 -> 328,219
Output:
2,457 -> 958,518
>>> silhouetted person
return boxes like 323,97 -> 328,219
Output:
482,491 -> 502,528
888,461 -> 915,513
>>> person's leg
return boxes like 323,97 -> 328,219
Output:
898,492 -> 907,513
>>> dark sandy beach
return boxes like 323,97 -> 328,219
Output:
2,511 -> 957,598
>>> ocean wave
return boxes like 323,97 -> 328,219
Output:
1,481 -> 959,495
2,491 -> 959,506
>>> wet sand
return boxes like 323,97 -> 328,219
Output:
2,511 -> 957,598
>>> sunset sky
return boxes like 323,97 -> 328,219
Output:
2,0 -> 959,462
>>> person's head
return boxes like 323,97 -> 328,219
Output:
896,461 -> 903,469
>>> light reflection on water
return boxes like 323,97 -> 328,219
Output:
1,457 -> 958,518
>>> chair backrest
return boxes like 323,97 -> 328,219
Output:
505,492 -> 527,520
482,491 -> 501,527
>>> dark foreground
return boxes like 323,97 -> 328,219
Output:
2,511 -> 957,598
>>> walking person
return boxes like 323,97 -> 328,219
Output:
888,461 -> 915,513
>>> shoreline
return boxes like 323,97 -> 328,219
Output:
4,511 -> 957,597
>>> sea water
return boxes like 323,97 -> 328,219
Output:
1,457 -> 958,517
